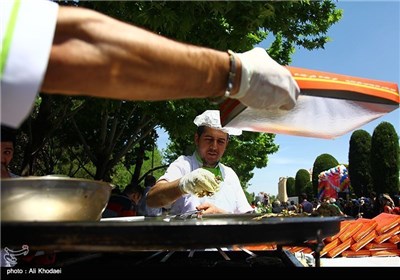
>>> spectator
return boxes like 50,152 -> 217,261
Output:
287,200 -> 298,212
1,126 -> 19,178
300,193 -> 313,214
271,200 -> 283,214
392,194 -> 400,215
329,198 -> 345,216
102,183 -> 143,218
263,193 -> 269,206
137,175 -> 163,217
381,193 -> 395,214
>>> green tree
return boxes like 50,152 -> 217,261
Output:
286,177 -> 296,197
370,122 -> 399,195
348,129 -> 373,197
15,1 -> 342,189
81,1 -> 342,63
304,181 -> 314,202
295,169 -> 311,196
312,153 -> 339,198
110,148 -> 166,191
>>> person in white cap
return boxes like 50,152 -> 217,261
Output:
1,0 -> 299,129
147,110 -> 253,215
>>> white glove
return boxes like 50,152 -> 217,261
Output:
178,169 -> 221,197
233,47 -> 300,110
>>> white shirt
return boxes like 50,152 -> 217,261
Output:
1,0 -> 59,128
159,153 -> 253,215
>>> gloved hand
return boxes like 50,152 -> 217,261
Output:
233,47 -> 300,110
178,168 -> 221,197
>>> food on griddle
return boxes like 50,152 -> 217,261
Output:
311,202 -> 341,217
253,209 -> 310,220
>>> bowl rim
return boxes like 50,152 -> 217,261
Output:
1,176 -> 113,188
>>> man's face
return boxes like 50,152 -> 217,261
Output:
195,127 -> 228,167
1,141 -> 14,178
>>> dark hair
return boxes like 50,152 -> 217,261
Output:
196,126 -> 229,140
1,125 -> 17,146
123,184 -> 143,196
144,175 -> 156,187
197,126 -> 206,137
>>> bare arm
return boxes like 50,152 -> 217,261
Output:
147,180 -> 230,214
42,6 -> 242,101
146,179 -> 183,208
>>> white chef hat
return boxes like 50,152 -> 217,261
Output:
193,110 -> 242,136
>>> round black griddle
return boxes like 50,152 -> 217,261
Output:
1,214 -> 342,252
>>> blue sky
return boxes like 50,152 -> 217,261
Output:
248,0 -> 399,196
158,1 -> 399,196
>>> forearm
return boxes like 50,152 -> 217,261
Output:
42,6 -> 241,100
146,179 -> 183,208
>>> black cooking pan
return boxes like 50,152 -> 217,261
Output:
1,214 -> 342,252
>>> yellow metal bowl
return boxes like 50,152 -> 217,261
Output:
1,176 -> 112,222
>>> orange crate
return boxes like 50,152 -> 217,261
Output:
320,238 -> 341,257
341,250 -> 371,258
325,220 -> 352,242
374,225 -> 400,244
370,249 -> 400,257
326,238 -> 354,258
350,230 -> 377,252
372,213 -> 400,235
338,220 -> 364,242
365,242 -> 398,250
388,234 -> 400,244
352,218 -> 377,242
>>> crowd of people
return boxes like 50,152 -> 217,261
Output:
253,191 -> 400,218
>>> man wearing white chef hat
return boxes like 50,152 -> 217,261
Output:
147,110 -> 253,215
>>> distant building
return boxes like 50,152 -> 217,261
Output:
278,177 -> 288,203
